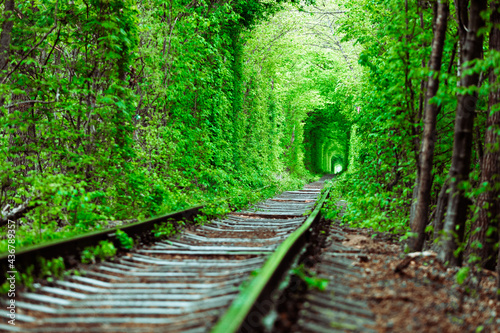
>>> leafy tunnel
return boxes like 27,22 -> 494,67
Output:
304,104 -> 350,175
2,0 -> 500,324
0,0 -> 359,253
5,0 -> 500,292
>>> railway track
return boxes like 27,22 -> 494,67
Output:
292,223 -> 376,333
1,179 -> 331,332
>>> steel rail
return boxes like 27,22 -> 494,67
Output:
0,205 -> 204,285
211,186 -> 331,333
0,185 -> 274,285
0,182 -> 328,332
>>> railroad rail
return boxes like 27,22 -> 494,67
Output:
0,205 -> 204,286
1,179 -> 332,332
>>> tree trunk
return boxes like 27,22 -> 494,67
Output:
410,0 -> 449,251
439,0 -> 488,266
454,0 -> 468,51
410,1 -> 431,226
454,0 -> 467,83
0,0 -> 14,70
432,178 -> 449,243
409,178 -> 419,224
0,0 -> 15,73
466,0 -> 500,271
497,247 -> 500,300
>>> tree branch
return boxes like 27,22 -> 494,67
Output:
4,100 -> 55,108
0,198 -> 39,227
1,1 -> 59,84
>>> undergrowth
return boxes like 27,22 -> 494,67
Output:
323,174 -> 410,235
0,174 -> 311,255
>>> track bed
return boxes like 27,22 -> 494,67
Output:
1,182 -> 327,333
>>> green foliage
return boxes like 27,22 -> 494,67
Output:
314,0 -> 459,234
18,265 -> 35,291
115,229 -> 134,250
81,241 -> 117,264
293,264 -> 329,291
0,282 -> 7,294
322,202 -> 340,221
0,266 -> 35,294
36,256 -> 66,283
197,202 -> 231,224
0,0 -> 313,252
456,266 -> 470,285
0,256 -> 76,292
152,221 -> 178,239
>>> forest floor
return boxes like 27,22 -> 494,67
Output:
340,225 -> 500,333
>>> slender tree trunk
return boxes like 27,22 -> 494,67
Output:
410,1 -> 429,227
410,179 -> 419,224
454,0 -> 468,49
0,0 -> 15,75
497,247 -> 500,300
454,0 -> 467,84
439,0 -> 488,266
410,0 -> 449,251
466,0 -> 500,271
433,178 -> 449,241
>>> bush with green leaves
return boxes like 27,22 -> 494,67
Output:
152,222 -> 178,239
115,229 -> 134,250
292,264 -> 329,291
81,241 -> 117,264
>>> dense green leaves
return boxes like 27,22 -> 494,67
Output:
0,0 -> 312,252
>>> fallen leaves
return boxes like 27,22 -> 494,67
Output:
338,225 -> 500,333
